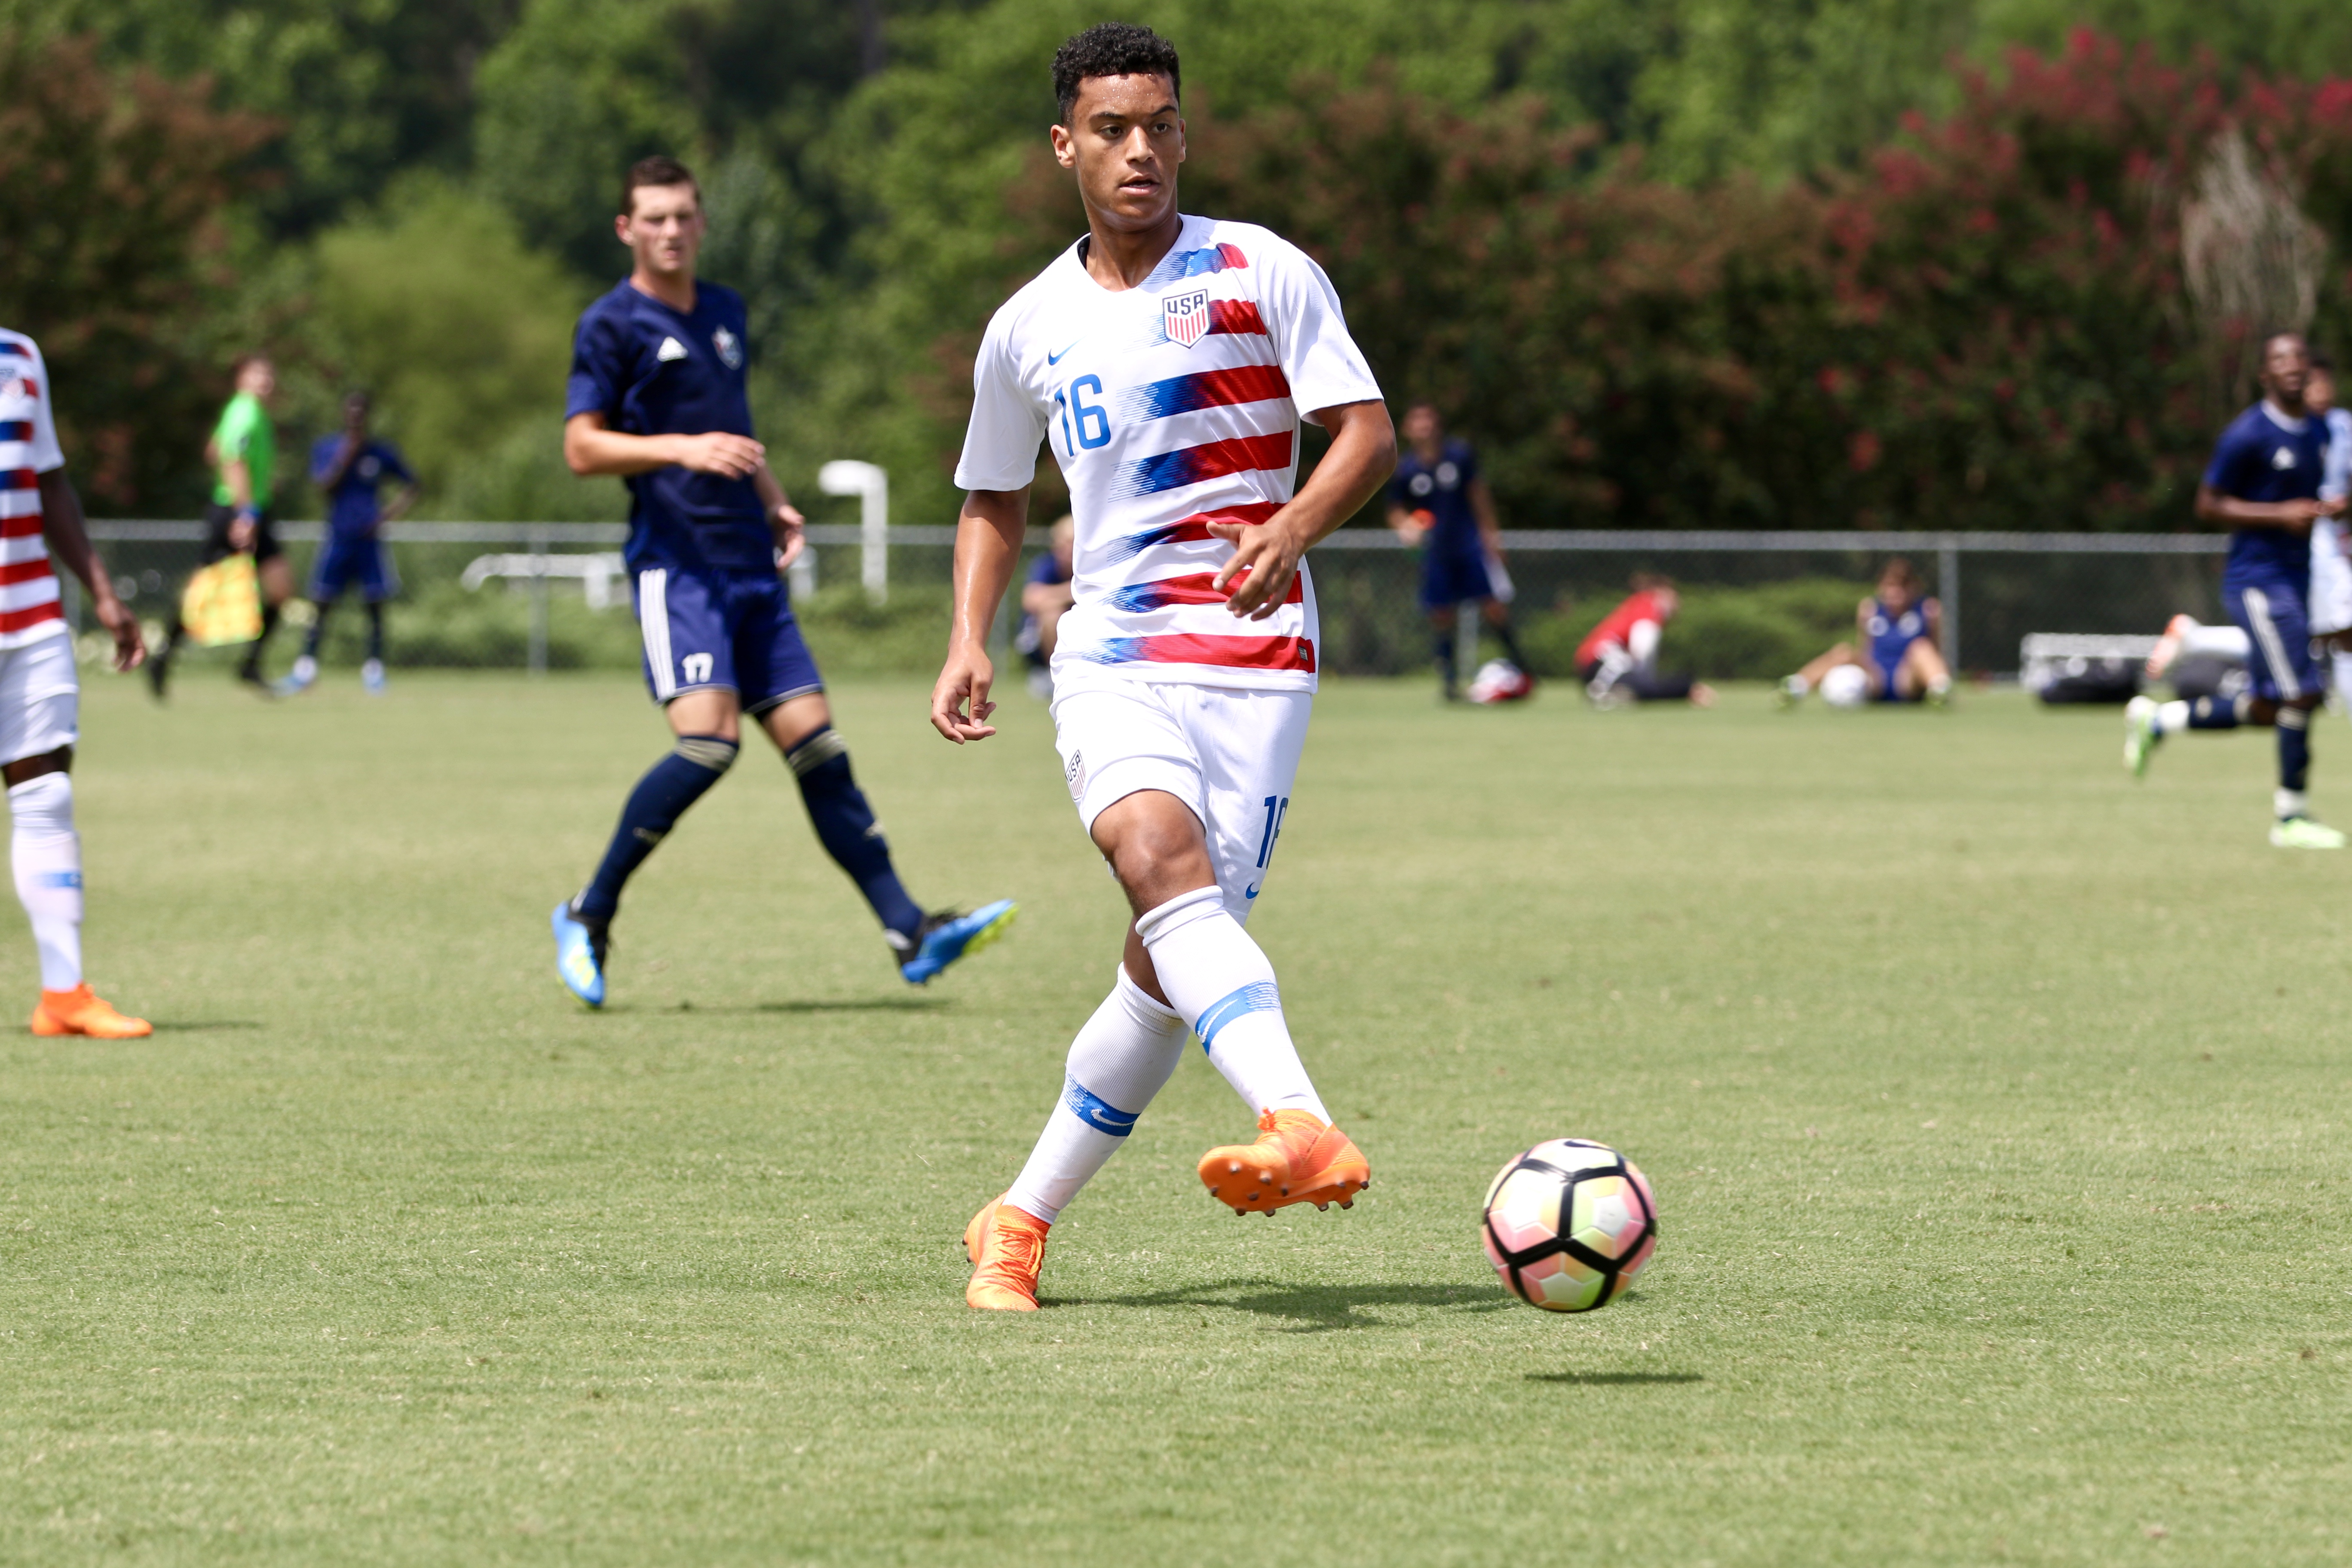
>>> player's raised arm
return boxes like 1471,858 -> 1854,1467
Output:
1213,398 -> 1395,619
932,486 -> 1030,744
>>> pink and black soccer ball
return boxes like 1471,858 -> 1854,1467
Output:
1481,1139 -> 1658,1312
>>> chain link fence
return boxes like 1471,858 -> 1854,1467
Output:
79,521 -> 2232,682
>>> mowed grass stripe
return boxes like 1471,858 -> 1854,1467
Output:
1,673 -> 2347,1565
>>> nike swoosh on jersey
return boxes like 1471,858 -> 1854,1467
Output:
1046,340 -> 1079,364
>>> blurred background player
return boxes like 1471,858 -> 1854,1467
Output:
279,390 -> 416,697
1387,402 -> 1527,701
1776,557 -> 1952,708
0,327 -> 151,1037
1015,514 -> 1075,699
1576,574 -> 1716,707
936,24 -> 1389,1312
2303,353 -> 2352,715
150,354 -> 292,697
2125,331 -> 2345,847
549,156 -> 1014,1006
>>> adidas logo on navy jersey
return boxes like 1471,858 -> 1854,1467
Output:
657,337 -> 689,362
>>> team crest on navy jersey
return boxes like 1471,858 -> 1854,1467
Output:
712,325 -> 744,370
1162,289 -> 1210,348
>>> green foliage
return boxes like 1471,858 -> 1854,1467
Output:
470,0 -> 704,279
0,0 -> 518,235
306,181 -> 586,493
0,33 -> 270,510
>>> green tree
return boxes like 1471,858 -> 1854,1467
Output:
306,181 -> 585,494
0,0 -> 518,235
0,32 -> 271,509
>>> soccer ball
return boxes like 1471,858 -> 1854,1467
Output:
1481,1139 -> 1658,1312
1467,658 -> 1534,704
1819,663 -> 1871,708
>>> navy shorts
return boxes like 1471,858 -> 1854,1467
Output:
1420,549 -> 1495,610
309,534 -> 398,603
2227,577 -> 2320,704
633,566 -> 822,714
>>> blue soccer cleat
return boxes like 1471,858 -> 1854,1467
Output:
551,899 -> 609,1007
272,654 -> 318,699
899,899 -> 1018,985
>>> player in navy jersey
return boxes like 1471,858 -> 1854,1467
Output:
1386,404 -> 1527,701
1015,514 -> 1076,698
1776,558 -> 1952,707
279,391 -> 415,697
2125,331 -> 2347,847
548,156 -> 1015,1005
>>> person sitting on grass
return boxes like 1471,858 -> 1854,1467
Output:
1015,514 -> 1075,699
1776,558 -> 1952,708
1575,574 -> 1715,707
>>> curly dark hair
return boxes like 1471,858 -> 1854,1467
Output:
1051,22 -> 1180,125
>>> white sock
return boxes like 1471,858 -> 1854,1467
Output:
1003,967 -> 1187,1224
2155,699 -> 2190,736
2277,787 -> 2310,821
2334,652 -> 2352,721
1133,885 -> 1328,1123
10,773 -> 81,991
1782,675 -> 1810,698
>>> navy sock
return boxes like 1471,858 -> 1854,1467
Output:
1433,630 -> 1455,686
787,726 -> 924,941
2279,707 -> 2311,793
575,735 -> 738,922
2187,695 -> 2243,730
240,601 -> 279,676
364,601 -> 384,663
1491,616 -> 1527,668
302,602 -> 328,659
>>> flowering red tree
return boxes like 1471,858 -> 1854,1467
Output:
967,34 -> 2352,533
0,35 -> 273,508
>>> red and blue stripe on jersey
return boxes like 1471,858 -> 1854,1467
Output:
0,334 -> 62,644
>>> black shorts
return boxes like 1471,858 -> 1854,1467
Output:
201,502 -> 283,566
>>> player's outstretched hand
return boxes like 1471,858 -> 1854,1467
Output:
94,593 -> 144,671
931,646 -> 998,744
1210,515 -> 1308,621
674,432 -> 766,478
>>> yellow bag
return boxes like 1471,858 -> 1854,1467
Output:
179,554 -> 263,647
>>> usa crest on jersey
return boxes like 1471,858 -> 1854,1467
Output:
1162,288 -> 1210,348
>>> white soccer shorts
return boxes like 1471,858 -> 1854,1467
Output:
2311,519 -> 2352,637
0,632 -> 77,766
1050,669 -> 1312,925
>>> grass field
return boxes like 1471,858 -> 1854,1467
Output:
5,670 -> 2350,1565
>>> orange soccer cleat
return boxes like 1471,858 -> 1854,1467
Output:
30,983 -> 152,1039
963,1194 -> 1050,1311
1198,1109 -> 1369,1215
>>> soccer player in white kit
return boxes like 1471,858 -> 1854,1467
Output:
0,330 -> 150,1037
930,24 -> 1398,1311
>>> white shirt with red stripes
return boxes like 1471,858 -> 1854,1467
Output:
956,216 -> 1383,692
0,330 -> 67,649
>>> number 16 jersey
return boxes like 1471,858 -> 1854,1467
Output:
955,216 -> 1383,693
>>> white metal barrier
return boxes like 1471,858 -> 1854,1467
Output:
459,551 -> 628,609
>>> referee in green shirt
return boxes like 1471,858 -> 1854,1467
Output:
151,354 -> 295,697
